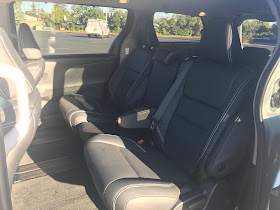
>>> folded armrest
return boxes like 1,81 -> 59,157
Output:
117,107 -> 156,128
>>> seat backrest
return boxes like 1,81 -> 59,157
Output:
18,23 -> 42,60
142,49 -> 184,109
108,20 -> 159,112
0,27 -> 35,100
18,23 -> 45,85
151,18 -> 256,181
241,46 -> 270,77
123,49 -> 183,110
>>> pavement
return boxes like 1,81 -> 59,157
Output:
32,30 -> 276,55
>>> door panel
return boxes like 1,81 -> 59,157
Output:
37,55 -> 118,127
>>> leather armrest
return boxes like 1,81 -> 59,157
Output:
117,107 -> 156,128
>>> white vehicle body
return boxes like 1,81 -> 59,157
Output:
85,19 -> 110,38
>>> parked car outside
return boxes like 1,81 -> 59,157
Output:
85,19 -> 110,38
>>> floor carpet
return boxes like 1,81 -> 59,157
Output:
11,126 -> 106,210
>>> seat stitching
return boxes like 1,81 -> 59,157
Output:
68,110 -> 87,126
124,195 -> 179,209
197,76 -> 254,164
120,148 -> 140,177
165,52 -> 177,64
3,124 -> 15,129
65,108 -> 79,117
112,183 -> 175,210
156,126 -> 165,143
0,88 -> 8,98
3,121 -> 16,126
102,146 -> 140,197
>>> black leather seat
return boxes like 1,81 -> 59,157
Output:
241,46 -> 270,76
59,22 -> 159,128
18,23 -> 45,86
79,49 -> 184,142
0,28 -> 41,187
84,18 -> 256,209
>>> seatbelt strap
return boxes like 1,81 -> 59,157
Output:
150,60 -> 194,130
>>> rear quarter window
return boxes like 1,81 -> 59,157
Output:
242,19 -> 277,53
153,12 -> 203,43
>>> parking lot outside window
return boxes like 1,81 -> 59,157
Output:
13,2 -> 128,55
242,19 -> 277,52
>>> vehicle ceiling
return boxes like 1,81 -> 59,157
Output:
2,0 -> 275,21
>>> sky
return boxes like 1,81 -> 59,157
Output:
23,2 -> 54,13
22,2 -> 120,14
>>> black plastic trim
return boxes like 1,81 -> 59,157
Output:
0,121 -> 12,210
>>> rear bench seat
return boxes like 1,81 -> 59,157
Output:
84,18 -> 256,209
59,21 -> 159,128
79,49 -> 184,141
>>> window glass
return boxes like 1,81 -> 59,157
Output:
153,12 -> 203,42
13,1 -> 128,54
242,19 -> 277,52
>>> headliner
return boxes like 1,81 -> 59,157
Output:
1,0 -> 275,21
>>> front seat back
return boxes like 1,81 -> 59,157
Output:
0,28 -> 41,187
107,19 -> 159,112
18,23 -> 45,86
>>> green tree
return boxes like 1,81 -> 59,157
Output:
25,2 -> 38,17
108,9 -> 127,33
52,4 -> 64,30
14,1 -> 24,28
271,24 -> 278,35
155,14 -> 203,37
242,19 -> 275,39
84,7 -> 105,22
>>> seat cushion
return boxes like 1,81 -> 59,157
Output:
59,94 -> 119,127
84,134 -> 189,209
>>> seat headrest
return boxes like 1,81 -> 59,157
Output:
153,49 -> 183,65
0,28 -> 35,99
136,18 -> 159,48
200,18 -> 241,64
18,23 -> 42,60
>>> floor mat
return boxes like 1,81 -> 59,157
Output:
14,156 -> 76,183
12,167 -> 105,210
11,126 -> 106,210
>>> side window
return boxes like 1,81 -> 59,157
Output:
13,1 -> 128,55
242,19 -> 277,52
153,12 -> 203,43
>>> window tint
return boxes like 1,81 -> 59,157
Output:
242,19 -> 277,53
153,12 -> 203,43
13,1 -> 128,55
